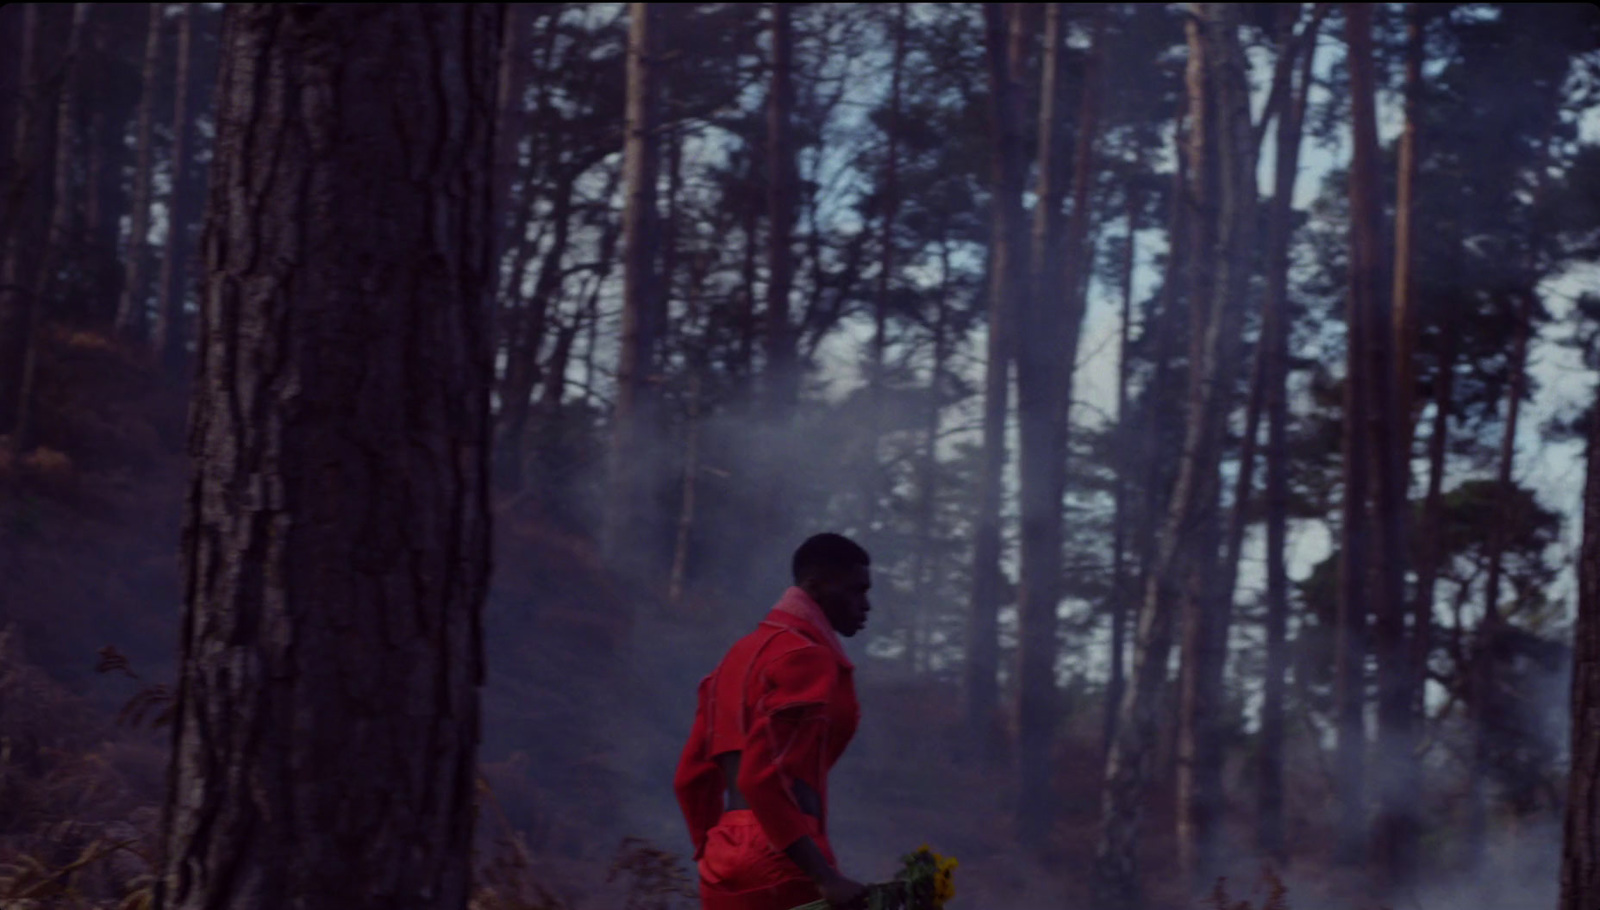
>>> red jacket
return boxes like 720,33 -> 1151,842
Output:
674,588 -> 860,859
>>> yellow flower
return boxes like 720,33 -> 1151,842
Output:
906,845 -> 958,907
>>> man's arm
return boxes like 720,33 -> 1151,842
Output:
737,646 -> 866,905
784,837 -> 867,907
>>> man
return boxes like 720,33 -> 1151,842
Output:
674,533 -> 873,910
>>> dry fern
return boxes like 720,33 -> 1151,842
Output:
605,837 -> 697,910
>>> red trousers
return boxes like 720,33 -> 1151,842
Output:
698,810 -> 832,910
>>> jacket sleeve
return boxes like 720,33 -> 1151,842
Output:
736,643 -> 835,854
673,675 -> 722,860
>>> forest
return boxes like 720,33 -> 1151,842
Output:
0,3 -> 1598,910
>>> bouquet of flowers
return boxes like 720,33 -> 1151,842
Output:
790,845 -> 957,910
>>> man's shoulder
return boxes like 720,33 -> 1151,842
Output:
717,615 -> 837,669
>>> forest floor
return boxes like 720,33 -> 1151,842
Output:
0,331 -> 1491,910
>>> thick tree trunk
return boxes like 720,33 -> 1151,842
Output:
1176,2 -> 1256,891
1362,0 -> 1419,888
113,3 -> 163,344
153,7 -> 499,909
1016,0 -> 1069,844
153,3 -> 194,375
1257,1 -> 1323,864
964,2 -> 1026,766
12,4 -> 90,455
1560,387 -> 1600,910
0,4 -> 41,439
1333,1 -> 1376,869
603,2 -> 663,581
1027,1 -> 1106,842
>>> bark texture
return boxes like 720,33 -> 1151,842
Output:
154,7 -> 500,909
1560,388 -> 1600,910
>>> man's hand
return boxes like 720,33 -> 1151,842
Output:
817,870 -> 868,908
782,836 -> 866,908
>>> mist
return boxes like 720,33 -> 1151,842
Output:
2,3 -> 1600,910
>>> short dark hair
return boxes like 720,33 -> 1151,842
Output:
792,533 -> 870,585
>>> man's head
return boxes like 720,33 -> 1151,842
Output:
792,533 -> 872,637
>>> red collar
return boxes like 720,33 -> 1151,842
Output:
766,587 -> 854,670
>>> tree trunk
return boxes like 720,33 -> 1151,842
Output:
493,3 -> 529,261
965,0 -> 1025,768
1133,129 -> 1191,650
1104,180 -> 1139,760
1216,2 -> 1302,659
1176,2 -> 1257,891
11,3 -> 90,455
1560,386 -> 1600,910
763,2 -> 798,413
497,171 -> 576,492
1027,1 -> 1107,843
1392,3 -> 1423,451
0,4 -> 40,439
1015,0 -> 1068,844
153,3 -> 194,375
83,11 -> 136,327
154,7 -> 499,909
113,3 -> 163,344
660,112 -> 682,374
539,309 -> 580,415
603,1 -> 663,582
1333,1 -> 1376,869
1209,8 -> 1304,820
1467,288 -> 1533,869
737,171 -> 759,384
865,2 -> 906,534
1096,6 -> 1251,904
1411,323 -> 1455,725
1257,1 -> 1323,864
911,234 -> 953,675
669,370 -> 702,608
669,259 -> 709,610
1361,0 -> 1418,887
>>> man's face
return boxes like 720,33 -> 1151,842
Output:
808,564 -> 872,637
